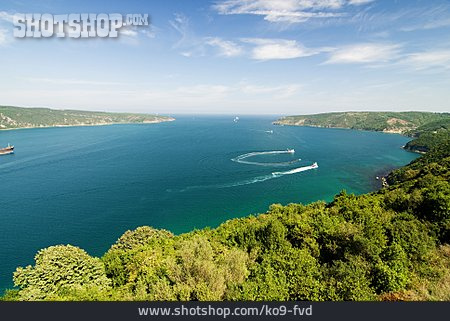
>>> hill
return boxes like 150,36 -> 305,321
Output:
274,112 -> 450,135
402,118 -> 450,153
0,106 -> 174,130
2,120 -> 449,301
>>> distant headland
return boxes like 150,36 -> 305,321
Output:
0,105 -> 175,130
274,111 -> 450,153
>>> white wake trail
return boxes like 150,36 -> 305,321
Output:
272,162 -> 319,176
172,151 -> 318,193
175,162 -> 319,192
231,150 -> 299,167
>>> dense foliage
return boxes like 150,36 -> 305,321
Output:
275,112 -> 450,135
406,118 -> 450,137
3,118 -> 449,301
11,245 -> 111,301
404,120 -> 450,152
0,105 -> 174,130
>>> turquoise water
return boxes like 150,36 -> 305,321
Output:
0,116 -> 418,291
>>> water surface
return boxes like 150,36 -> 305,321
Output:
0,116 -> 418,291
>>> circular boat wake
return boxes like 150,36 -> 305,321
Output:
231,150 -> 300,167
170,149 -> 318,193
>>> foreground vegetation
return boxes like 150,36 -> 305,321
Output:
274,112 -> 450,136
2,115 -> 449,301
0,105 -> 174,130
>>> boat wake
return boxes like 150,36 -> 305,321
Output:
272,162 -> 318,176
169,150 -> 317,193
231,149 -> 299,167
178,174 -> 275,192
173,162 -> 318,192
224,163 -> 318,187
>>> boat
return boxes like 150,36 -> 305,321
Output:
0,143 -> 14,155
233,116 -> 239,122
287,148 -> 295,154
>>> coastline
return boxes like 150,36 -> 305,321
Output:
273,121 -> 409,135
0,117 -> 175,132
272,122 -> 430,155
273,121 -> 425,187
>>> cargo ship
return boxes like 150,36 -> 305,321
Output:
0,144 -> 14,155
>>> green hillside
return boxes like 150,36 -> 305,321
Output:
2,122 -> 449,302
274,112 -> 450,135
0,105 -> 174,130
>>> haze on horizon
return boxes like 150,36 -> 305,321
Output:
0,0 -> 450,115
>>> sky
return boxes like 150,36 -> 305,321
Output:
0,0 -> 450,115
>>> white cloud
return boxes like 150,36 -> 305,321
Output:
396,4 -> 450,32
176,84 -> 230,97
324,44 -> 450,72
401,17 -> 450,32
402,50 -> 450,70
205,37 -> 243,57
242,38 -> 325,60
3,76 -> 449,115
169,13 -> 191,46
0,80 -> 305,113
171,82 -> 302,100
348,0 -> 374,5
239,83 -> 302,97
325,43 -> 401,64
0,28 -> 8,46
420,18 -> 450,30
169,13 -> 326,60
0,11 -> 15,46
212,0 -> 374,24
0,11 -> 15,23
169,13 -> 207,57
115,27 -> 141,45
121,29 -> 138,37
344,4 -> 450,33
21,77 -> 126,86
107,25 -> 157,46
141,28 -> 156,39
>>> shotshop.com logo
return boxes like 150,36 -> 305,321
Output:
13,13 -> 149,38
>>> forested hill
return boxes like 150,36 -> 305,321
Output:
274,112 -> 450,135
0,105 -> 174,130
2,120 -> 449,301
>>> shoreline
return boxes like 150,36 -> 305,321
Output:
273,122 -> 430,155
274,122 -> 425,186
273,122 -> 410,135
0,118 -> 175,132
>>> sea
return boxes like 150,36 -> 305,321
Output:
0,115 -> 419,292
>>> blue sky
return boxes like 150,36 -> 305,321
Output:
0,0 -> 450,115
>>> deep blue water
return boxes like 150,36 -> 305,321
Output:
0,116 -> 418,291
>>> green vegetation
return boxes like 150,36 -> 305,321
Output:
0,105 -> 174,130
403,119 -> 450,153
12,245 -> 111,301
2,113 -> 449,301
274,112 -> 450,135
406,118 -> 450,137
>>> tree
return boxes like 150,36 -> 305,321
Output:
13,245 -> 111,300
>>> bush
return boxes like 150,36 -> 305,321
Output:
13,245 -> 111,300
